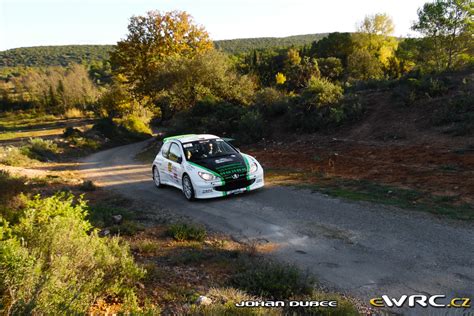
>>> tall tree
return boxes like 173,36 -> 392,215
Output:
357,13 -> 395,36
110,11 -> 213,96
412,0 -> 473,71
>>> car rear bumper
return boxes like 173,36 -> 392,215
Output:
193,172 -> 264,199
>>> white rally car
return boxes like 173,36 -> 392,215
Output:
152,134 -> 264,200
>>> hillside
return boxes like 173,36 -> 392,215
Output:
0,45 -> 115,67
214,33 -> 328,54
0,33 -> 329,67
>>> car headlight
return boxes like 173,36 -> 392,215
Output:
198,171 -> 216,181
249,162 -> 258,173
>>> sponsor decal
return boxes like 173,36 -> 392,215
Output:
215,157 -> 233,164
235,300 -> 338,308
370,295 -> 471,309
167,162 -> 172,172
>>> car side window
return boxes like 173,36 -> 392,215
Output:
161,142 -> 171,159
168,143 -> 182,163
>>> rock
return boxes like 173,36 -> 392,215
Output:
112,214 -> 123,224
98,229 -> 110,237
196,295 -> 212,306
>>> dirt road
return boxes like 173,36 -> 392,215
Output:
79,140 -> 473,314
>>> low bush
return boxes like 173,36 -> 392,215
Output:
22,138 -> 60,161
431,95 -> 474,136
392,75 -> 450,106
0,146 -> 35,166
254,88 -> 289,117
119,115 -> 152,137
0,193 -> 144,314
0,170 -> 26,223
301,77 -> 344,109
167,223 -> 207,242
231,259 -> 314,299
167,98 -> 247,137
93,117 -> 151,143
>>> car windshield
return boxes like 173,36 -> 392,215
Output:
182,138 -> 237,162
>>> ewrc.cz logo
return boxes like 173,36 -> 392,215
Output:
370,295 -> 471,308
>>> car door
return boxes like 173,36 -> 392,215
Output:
156,142 -> 171,184
166,142 -> 185,188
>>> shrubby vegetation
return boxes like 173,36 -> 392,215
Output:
1,1 -> 472,143
0,192 -> 144,314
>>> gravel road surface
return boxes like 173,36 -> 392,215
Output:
79,140 -> 473,315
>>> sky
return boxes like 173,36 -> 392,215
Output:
0,0 -> 428,51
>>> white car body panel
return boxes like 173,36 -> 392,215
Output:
152,134 -> 264,199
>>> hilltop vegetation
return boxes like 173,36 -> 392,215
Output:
0,34 -> 330,68
214,33 -> 328,54
0,45 -> 114,67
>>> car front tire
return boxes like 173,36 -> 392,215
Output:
152,166 -> 162,188
182,174 -> 195,201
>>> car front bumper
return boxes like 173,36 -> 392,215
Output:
193,172 -> 264,199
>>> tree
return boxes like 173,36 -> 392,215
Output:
110,11 -> 213,96
317,57 -> 344,81
310,32 -> 354,65
347,49 -> 384,80
148,50 -> 255,119
285,57 -> 320,91
357,13 -> 395,36
350,13 -> 399,79
412,0 -> 473,70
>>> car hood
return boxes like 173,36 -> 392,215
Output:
189,154 -> 249,181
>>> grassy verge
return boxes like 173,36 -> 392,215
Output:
266,169 -> 474,221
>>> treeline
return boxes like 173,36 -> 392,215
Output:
0,34 -> 330,68
0,64 -> 102,113
214,33 -> 328,54
0,45 -> 114,67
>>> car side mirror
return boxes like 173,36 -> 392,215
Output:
177,157 -> 183,164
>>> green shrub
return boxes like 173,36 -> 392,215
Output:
22,138 -> 60,161
168,98 -> 247,137
0,170 -> 26,223
317,57 -> 344,81
255,88 -> 288,117
93,117 -> 151,143
431,95 -> 474,136
0,193 -> 144,314
0,146 -> 35,166
302,77 -> 344,109
237,110 -> 266,144
231,259 -> 314,299
80,179 -> 97,191
93,117 -> 120,139
63,126 -> 83,138
119,115 -> 152,137
167,223 -> 207,242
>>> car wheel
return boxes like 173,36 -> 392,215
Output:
152,166 -> 162,188
182,174 -> 195,201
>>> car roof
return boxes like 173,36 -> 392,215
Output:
163,134 -> 219,144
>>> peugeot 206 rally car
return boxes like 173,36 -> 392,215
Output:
152,134 -> 264,200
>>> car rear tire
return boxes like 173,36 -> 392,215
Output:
152,166 -> 162,188
182,174 -> 195,201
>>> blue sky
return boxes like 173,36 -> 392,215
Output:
0,0 -> 428,51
